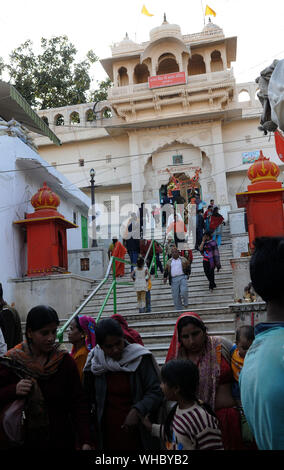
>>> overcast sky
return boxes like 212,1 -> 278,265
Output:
1,0 -> 284,87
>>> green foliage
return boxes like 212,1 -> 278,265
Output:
4,36 -> 102,110
89,78 -> 112,103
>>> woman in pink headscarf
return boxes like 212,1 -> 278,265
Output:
68,315 -> 96,381
166,312 -> 244,450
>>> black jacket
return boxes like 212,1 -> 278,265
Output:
0,304 -> 23,350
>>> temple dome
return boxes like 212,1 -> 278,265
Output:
248,151 -> 280,184
112,33 -> 138,54
149,14 -> 183,43
202,18 -> 223,34
31,182 -> 60,211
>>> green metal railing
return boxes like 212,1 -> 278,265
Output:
57,239 -> 167,343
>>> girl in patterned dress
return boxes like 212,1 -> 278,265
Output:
141,359 -> 224,450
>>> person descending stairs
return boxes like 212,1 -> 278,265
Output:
56,224 -> 236,365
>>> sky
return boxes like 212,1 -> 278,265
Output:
1,0 -> 284,88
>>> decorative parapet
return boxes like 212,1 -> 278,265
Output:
183,29 -> 225,44
34,77 -> 261,136
111,23 -> 224,57
36,100 -> 118,130
229,301 -> 267,329
108,69 -> 235,100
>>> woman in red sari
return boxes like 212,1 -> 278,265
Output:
112,239 -> 127,277
166,312 -> 244,450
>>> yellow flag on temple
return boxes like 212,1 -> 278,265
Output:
141,5 -> 154,16
205,5 -> 216,16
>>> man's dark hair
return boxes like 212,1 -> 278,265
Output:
236,325 -> 255,343
136,256 -> 144,268
0,283 -> 3,300
250,237 -> 284,302
95,318 -> 123,346
161,359 -> 199,401
204,229 -> 213,238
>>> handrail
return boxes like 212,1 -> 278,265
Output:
57,255 -> 115,342
57,238 -> 164,343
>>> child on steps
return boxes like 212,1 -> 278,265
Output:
140,359 -> 224,450
131,256 -> 149,313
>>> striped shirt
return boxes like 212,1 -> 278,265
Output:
152,402 -> 224,450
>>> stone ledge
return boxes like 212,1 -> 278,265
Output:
229,301 -> 267,328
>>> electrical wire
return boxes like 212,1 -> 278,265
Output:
0,132 -> 270,175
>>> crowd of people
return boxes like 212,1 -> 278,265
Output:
0,237 -> 283,451
106,198 -> 223,313
0,226 -> 283,450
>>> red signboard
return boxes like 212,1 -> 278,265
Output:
148,71 -> 186,89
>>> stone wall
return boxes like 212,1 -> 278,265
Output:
68,247 -> 108,281
8,274 -> 94,321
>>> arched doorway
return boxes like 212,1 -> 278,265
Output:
159,171 -> 202,227
164,172 -> 202,205
157,53 -> 179,75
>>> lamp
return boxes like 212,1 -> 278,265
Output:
90,168 -> 97,247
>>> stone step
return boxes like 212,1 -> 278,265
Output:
83,284 -> 234,303
100,305 -> 232,321
86,269 -> 233,285
82,299 -> 234,315
60,305 -> 232,326
89,269 -> 234,288
141,327 -> 235,346
129,318 -> 235,335
85,284 -> 234,299
61,231 -> 237,365
145,331 -> 235,357
89,292 -> 234,306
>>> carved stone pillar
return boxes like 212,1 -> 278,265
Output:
210,121 -> 230,218
128,132 -> 145,206
204,52 -> 211,74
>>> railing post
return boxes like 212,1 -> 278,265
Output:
163,244 -> 166,271
153,241 -> 157,278
112,257 -> 117,314
57,331 -> 63,344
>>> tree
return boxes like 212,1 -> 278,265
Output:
5,36 -> 99,109
89,77 -> 112,103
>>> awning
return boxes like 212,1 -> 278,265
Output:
0,80 -> 61,146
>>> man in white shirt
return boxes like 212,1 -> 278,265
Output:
163,247 -> 190,311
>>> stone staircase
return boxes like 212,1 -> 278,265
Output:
61,225 -> 236,365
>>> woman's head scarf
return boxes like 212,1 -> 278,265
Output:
166,312 -> 204,362
111,314 -> 144,346
73,315 -> 97,352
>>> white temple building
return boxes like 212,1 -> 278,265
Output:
33,17 -> 283,225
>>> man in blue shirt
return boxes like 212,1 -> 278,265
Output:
239,237 -> 284,450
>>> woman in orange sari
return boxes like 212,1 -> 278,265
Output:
112,239 -> 127,277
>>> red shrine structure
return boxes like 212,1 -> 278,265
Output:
14,182 -> 77,277
236,150 -> 284,249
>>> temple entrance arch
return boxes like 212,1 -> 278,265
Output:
145,140 -> 204,201
160,172 -> 202,204
141,139 -> 216,225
